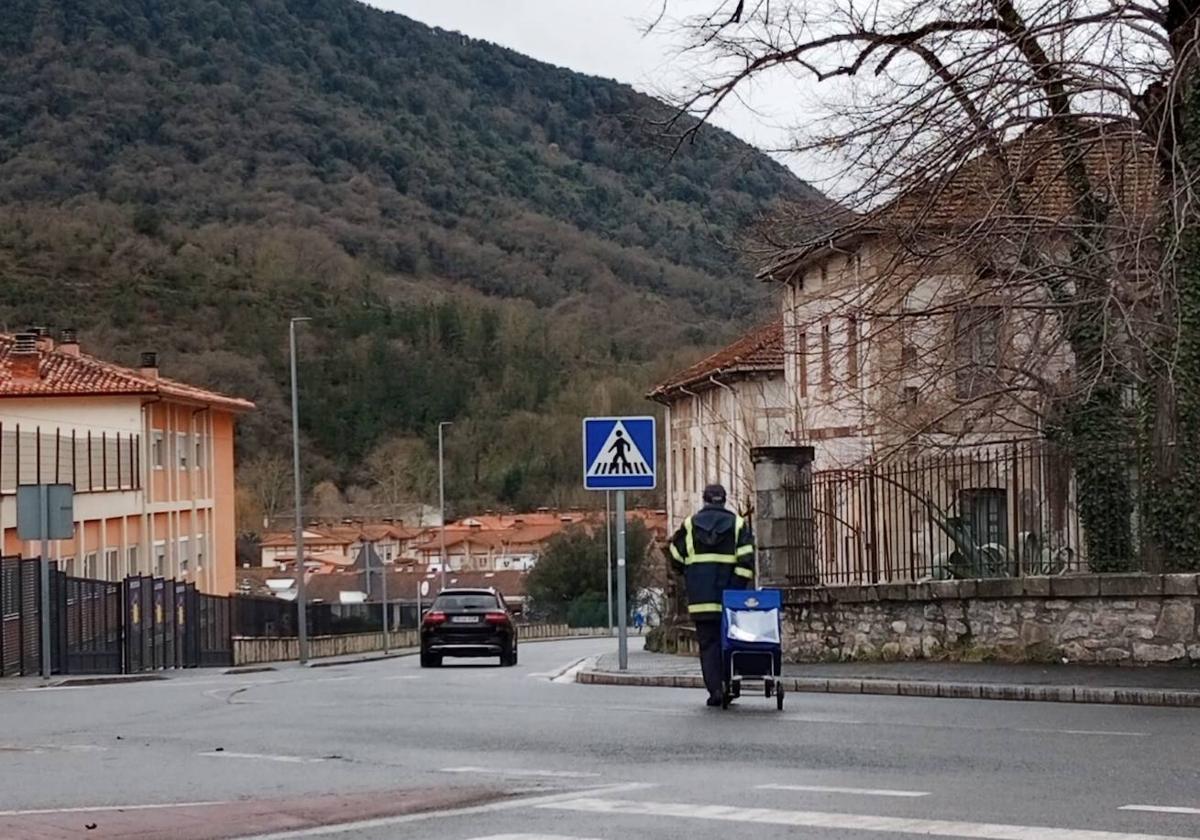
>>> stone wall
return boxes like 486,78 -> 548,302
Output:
784,574 -> 1200,666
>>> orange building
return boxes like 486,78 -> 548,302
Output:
0,330 -> 254,594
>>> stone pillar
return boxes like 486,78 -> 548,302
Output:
751,446 -> 816,587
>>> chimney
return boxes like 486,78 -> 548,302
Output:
139,351 -> 159,381
31,326 -> 53,353
10,333 -> 41,381
59,328 -> 80,357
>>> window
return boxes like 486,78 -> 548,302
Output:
797,332 -> 808,397
692,447 -> 698,492
105,548 -> 119,581
903,386 -> 920,407
83,552 -> 98,579
901,342 -> 919,373
703,446 -> 709,485
177,433 -> 189,470
152,432 -> 165,469
847,316 -> 859,384
196,535 -> 205,571
820,263 -> 828,286
61,557 -> 76,577
194,435 -> 205,470
432,592 -> 500,611
821,322 -> 833,390
960,488 -> 1008,548
154,544 -> 167,577
953,306 -> 1003,399
127,546 -> 139,574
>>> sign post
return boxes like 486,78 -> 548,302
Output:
17,484 -> 74,679
582,417 -> 656,672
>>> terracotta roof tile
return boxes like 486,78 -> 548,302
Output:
0,335 -> 254,411
760,124 -> 1158,280
648,320 -> 784,399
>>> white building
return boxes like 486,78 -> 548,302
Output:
647,321 -> 790,529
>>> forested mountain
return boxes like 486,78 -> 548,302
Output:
0,0 -> 825,515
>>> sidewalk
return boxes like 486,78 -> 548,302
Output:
578,647 -> 1200,707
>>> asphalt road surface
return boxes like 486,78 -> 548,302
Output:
3,638 -> 1200,839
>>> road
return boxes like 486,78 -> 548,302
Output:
2,638 -> 1200,839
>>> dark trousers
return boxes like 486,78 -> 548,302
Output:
694,618 -> 724,699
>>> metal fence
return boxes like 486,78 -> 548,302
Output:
0,557 -> 385,677
806,443 -> 1085,586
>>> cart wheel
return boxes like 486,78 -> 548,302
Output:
721,682 -> 732,709
732,679 -> 741,699
776,684 -> 785,711
764,679 -> 773,698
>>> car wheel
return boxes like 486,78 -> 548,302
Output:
420,652 -> 442,668
501,643 -> 516,667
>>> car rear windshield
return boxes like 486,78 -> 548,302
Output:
434,593 -> 500,611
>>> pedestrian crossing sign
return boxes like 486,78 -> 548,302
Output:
582,416 -> 656,491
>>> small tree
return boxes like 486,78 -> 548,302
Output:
526,520 -> 652,625
237,453 -> 292,533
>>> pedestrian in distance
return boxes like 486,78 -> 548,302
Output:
668,484 -> 755,707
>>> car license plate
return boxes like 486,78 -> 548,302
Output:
451,616 -> 478,624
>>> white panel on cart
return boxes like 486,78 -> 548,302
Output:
725,609 -> 781,644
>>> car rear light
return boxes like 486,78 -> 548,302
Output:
485,612 -> 509,625
423,611 -> 446,626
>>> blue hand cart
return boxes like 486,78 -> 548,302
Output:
720,589 -> 784,710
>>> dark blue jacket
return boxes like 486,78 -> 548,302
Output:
668,505 -> 755,617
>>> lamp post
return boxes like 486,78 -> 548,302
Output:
438,421 -> 452,592
289,316 -> 312,665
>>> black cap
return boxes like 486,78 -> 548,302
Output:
702,484 -> 727,505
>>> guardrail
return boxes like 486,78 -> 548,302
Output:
231,624 -> 609,665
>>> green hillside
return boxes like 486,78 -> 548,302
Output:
0,0 -> 824,514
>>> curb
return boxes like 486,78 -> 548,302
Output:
576,670 -> 1200,708
46,674 -> 169,688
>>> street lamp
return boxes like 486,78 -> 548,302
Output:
438,421 -> 452,592
289,316 -> 312,665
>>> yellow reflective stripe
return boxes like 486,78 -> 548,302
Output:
684,517 -> 695,557
685,553 -> 737,565
735,515 -> 744,538
734,566 -> 754,579
688,602 -> 722,614
669,543 -> 684,562
735,544 -> 754,557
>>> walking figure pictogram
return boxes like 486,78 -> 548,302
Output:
609,430 -> 632,474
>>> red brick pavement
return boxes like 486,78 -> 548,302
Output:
0,785 -> 508,838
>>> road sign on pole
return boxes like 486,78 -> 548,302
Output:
583,417 -> 655,672
17,484 -> 74,679
582,417 -> 656,491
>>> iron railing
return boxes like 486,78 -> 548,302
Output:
806,443 -> 1085,586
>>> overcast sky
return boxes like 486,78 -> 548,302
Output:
366,1 -> 822,185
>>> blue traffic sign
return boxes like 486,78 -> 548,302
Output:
582,416 -> 656,491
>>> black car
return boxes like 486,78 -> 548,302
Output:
420,588 -> 518,668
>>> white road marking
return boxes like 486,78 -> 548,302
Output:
237,783 -> 655,839
541,798 -> 1200,840
0,744 -> 107,754
1121,805 -> 1200,816
0,800 -> 229,816
441,766 -> 601,779
1018,728 -> 1149,737
467,836 -> 602,840
758,783 -> 930,798
198,751 -> 326,764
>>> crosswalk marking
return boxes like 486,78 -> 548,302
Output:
759,783 -> 930,798
1121,805 -> 1200,816
198,751 -> 326,764
441,766 -> 601,779
540,797 -> 1200,840
466,836 -> 603,840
